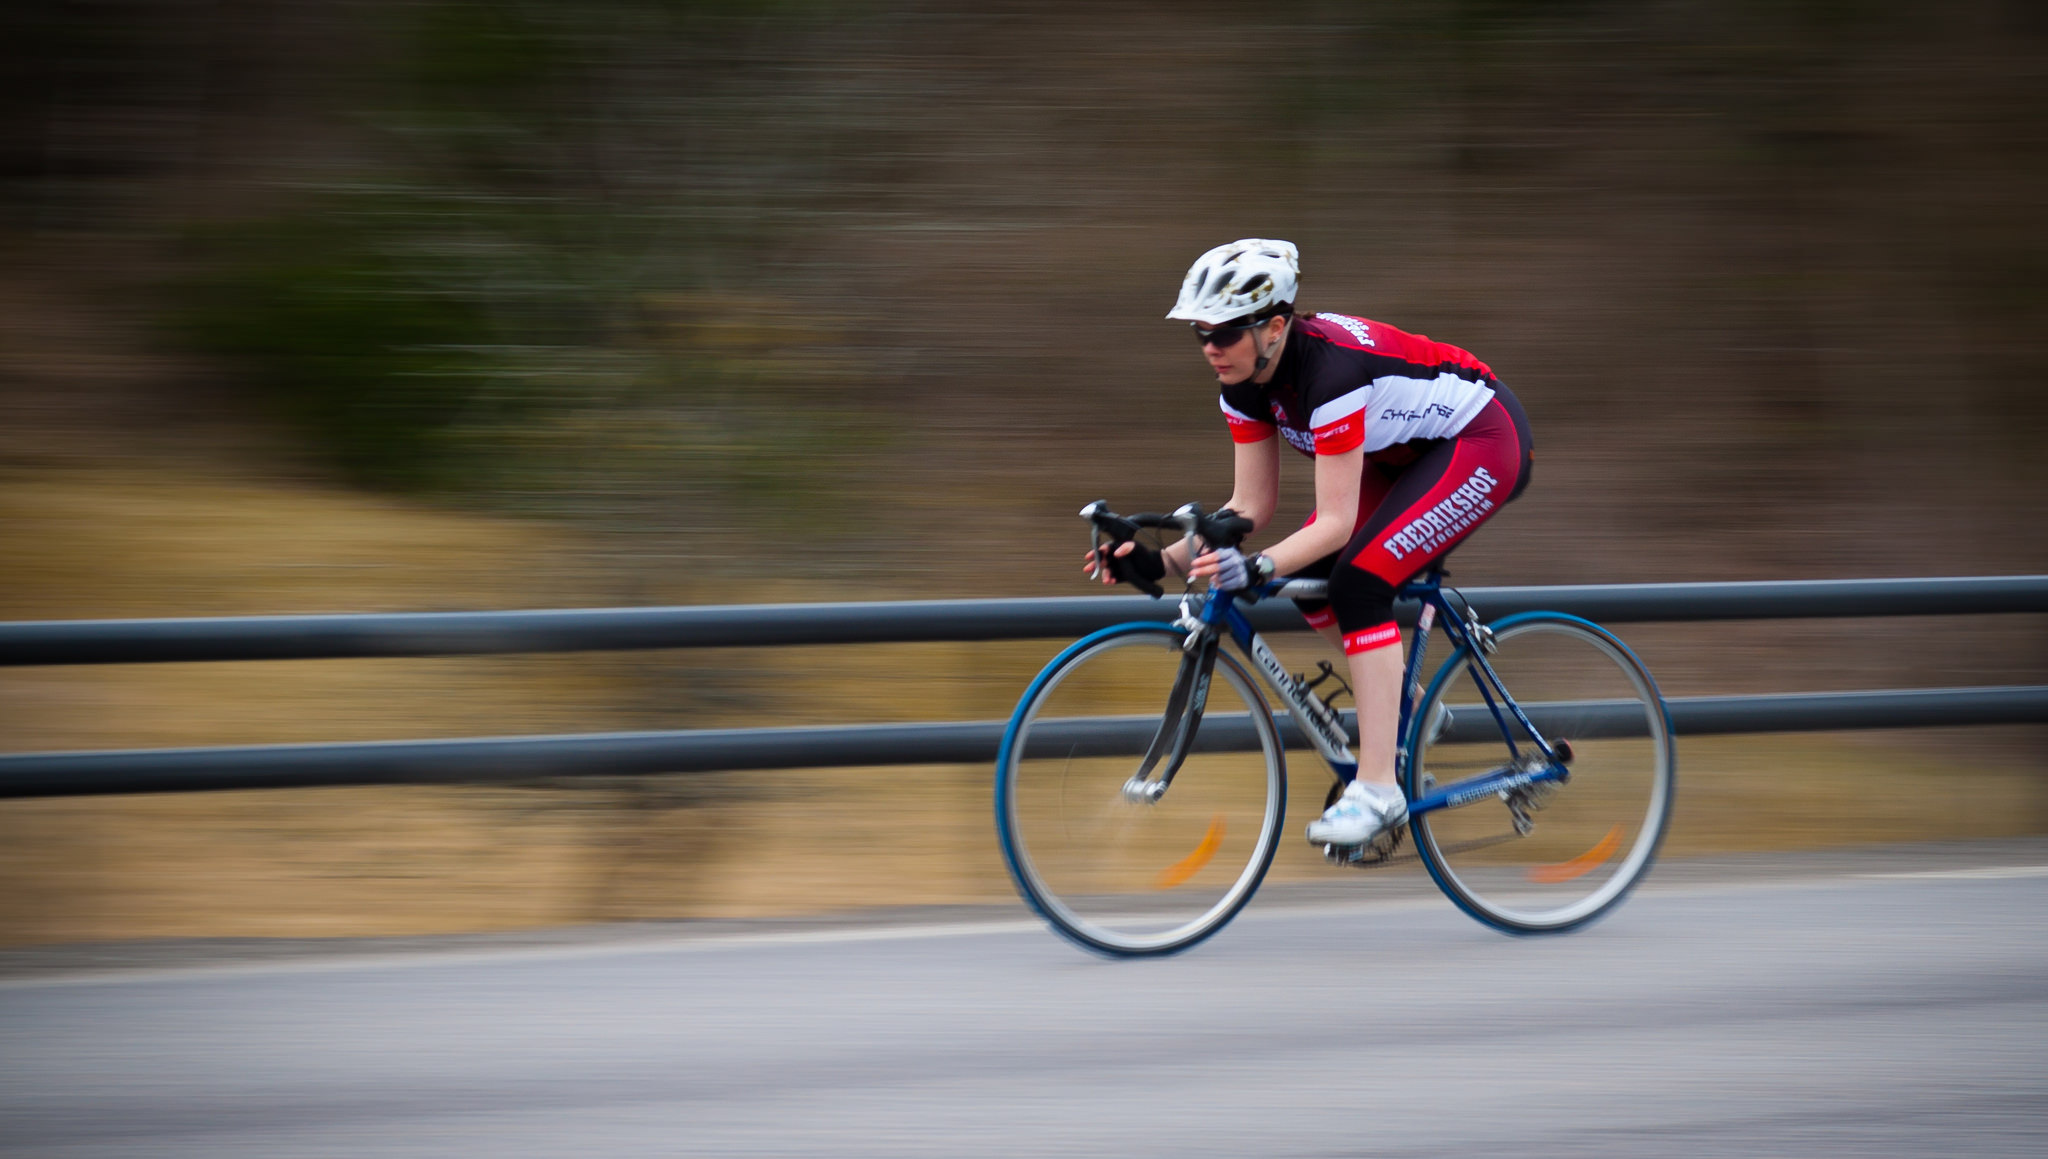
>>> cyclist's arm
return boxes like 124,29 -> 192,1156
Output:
1190,443 -> 1361,582
1260,445 -> 1361,574
1162,435 -> 1281,577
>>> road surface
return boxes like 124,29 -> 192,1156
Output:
4,840 -> 2045,1157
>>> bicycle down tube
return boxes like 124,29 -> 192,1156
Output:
1177,577 -> 1574,823
1013,498 -> 1674,953
1085,499 -> 1572,820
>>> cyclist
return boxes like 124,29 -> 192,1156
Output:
1086,238 -> 1533,852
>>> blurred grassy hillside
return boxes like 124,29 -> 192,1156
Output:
1,0 -> 2043,943
6,0 -> 2044,576
0,458 -> 2038,944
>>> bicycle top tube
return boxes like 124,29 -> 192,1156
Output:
1251,562 -> 1448,606
1165,563 -> 1448,610
1398,561 -> 1449,600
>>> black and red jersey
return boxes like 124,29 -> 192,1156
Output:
1218,313 -> 1501,460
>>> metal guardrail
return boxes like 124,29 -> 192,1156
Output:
1,576 -> 2042,798
3,686 -> 2044,799
5,575 -> 2047,666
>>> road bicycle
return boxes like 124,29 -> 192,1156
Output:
994,501 -> 1676,956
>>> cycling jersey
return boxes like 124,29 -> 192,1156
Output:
1216,312 -> 1534,650
1217,312 -> 1500,460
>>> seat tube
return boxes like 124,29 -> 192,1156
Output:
1395,594 -> 1439,783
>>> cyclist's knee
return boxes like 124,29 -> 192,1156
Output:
1327,566 -> 1399,653
1290,550 -> 1343,632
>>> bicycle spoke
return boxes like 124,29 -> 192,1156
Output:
997,625 -> 1286,956
1527,825 -> 1623,884
1406,615 -> 1674,932
1154,814 -> 1226,889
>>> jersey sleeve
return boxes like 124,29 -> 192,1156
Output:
1218,384 -> 1274,444
1305,385 -> 1368,454
1289,315 -> 1372,455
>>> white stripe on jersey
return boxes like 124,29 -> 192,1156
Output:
1358,374 -> 1495,452
1219,397 -> 1262,424
1307,386 -> 1370,431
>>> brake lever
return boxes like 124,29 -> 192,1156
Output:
1079,501 -> 1164,597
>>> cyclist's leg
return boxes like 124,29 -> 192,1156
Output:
1328,398 -> 1530,789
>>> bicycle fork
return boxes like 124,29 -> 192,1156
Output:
1120,627 -> 1219,804
1123,591 -> 1362,805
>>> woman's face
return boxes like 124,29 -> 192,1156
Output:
1197,316 -> 1287,385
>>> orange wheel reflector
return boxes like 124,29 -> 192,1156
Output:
1526,825 -> 1623,884
1154,814 -> 1226,889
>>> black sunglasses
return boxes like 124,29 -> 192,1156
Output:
1192,320 -> 1258,348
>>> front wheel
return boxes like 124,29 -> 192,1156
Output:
996,623 -> 1286,956
1406,613 -> 1675,934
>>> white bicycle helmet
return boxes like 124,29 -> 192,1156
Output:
1166,238 -> 1299,325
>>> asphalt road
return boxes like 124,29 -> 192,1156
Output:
4,841 -> 2046,1158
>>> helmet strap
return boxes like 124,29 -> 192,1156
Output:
1252,315 -> 1289,376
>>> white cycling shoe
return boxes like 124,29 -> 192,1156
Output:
1307,780 -> 1409,847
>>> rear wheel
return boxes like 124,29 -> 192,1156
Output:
996,624 -> 1286,956
1405,613 -> 1674,934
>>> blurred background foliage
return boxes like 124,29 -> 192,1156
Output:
5,0 -> 2045,573
1,0 -> 2044,938
4,0 -> 2045,584
158,0 -> 885,532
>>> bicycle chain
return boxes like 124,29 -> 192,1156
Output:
1328,826 -> 1520,870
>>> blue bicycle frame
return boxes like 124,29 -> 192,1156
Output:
1194,568 -> 1572,822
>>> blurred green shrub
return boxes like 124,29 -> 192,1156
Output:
175,193 -> 516,490
168,0 -> 873,525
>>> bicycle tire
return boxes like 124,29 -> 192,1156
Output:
996,622 -> 1286,957
1405,612 -> 1675,934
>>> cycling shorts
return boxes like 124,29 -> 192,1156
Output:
1291,389 -> 1532,643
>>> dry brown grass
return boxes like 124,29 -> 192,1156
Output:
3,735 -> 2039,946
1,461 -> 2041,947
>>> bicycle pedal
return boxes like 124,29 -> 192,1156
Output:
1322,825 -> 1409,869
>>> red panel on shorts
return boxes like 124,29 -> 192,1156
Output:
1345,401 -> 1524,584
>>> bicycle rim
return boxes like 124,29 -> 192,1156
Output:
1407,614 -> 1674,934
996,624 -> 1286,956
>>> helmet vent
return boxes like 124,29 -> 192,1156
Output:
1166,237 -> 1300,325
